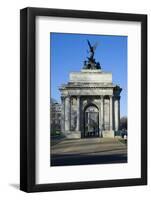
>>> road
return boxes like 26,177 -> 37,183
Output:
51,137 -> 127,166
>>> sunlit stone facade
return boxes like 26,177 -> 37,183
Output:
59,69 -> 122,139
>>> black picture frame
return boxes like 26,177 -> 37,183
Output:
20,7 -> 147,192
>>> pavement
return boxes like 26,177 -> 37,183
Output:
51,137 -> 127,166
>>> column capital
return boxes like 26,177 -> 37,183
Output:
64,95 -> 70,99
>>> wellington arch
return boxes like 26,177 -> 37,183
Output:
59,41 -> 122,139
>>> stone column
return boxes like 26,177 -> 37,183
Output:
76,96 -> 80,131
61,96 -> 65,132
114,97 -> 120,131
109,96 -> 113,130
100,96 -> 104,132
65,96 -> 71,131
118,98 -> 120,130
99,100 -> 101,136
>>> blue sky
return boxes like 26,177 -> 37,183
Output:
50,33 -> 127,117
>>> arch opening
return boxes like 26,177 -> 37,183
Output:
84,104 -> 99,138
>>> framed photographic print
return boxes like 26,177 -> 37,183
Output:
20,7 -> 147,192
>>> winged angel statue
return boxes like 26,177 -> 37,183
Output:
83,40 -> 101,70
87,40 -> 98,60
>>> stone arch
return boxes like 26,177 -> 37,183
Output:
83,103 -> 99,138
84,103 -> 99,112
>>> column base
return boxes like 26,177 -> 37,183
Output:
63,131 -> 81,139
102,130 -> 115,138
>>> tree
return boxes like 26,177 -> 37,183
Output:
120,116 -> 127,130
